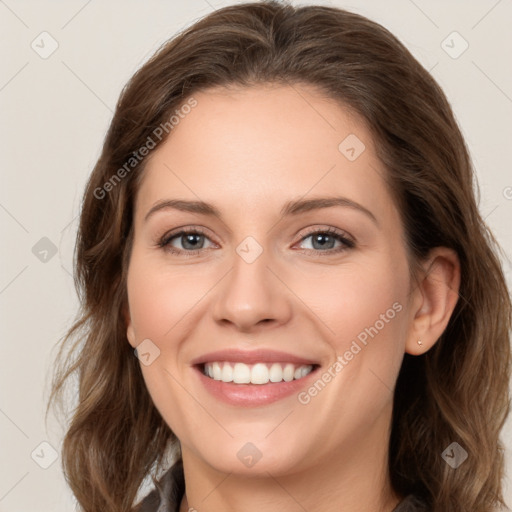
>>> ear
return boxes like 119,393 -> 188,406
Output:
405,247 -> 461,355
124,305 -> 137,348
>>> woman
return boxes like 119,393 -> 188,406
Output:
48,2 -> 511,511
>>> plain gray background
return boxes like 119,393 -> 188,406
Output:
1,0 -> 511,510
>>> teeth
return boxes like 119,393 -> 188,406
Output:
283,363 -> 295,382
233,362 -> 251,384
212,362 -> 222,380
221,362 -> 233,382
269,363 -> 283,382
250,363 -> 269,384
203,361 -> 314,384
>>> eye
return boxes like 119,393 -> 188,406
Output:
295,227 -> 355,255
157,226 -> 355,257
158,227 -> 216,256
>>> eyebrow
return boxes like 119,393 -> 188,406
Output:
144,196 -> 378,226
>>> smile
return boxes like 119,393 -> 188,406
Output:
202,361 -> 315,384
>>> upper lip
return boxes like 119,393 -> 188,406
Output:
190,348 -> 320,366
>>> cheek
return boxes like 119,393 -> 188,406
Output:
305,256 -> 409,369
293,259 -> 409,430
126,254 -> 208,344
126,253 -> 204,431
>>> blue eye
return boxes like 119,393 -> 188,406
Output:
158,226 -> 355,257
159,228 -> 214,256
296,227 -> 355,255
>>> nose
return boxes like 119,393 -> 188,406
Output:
211,246 -> 293,333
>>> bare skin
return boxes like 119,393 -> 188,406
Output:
125,83 -> 460,512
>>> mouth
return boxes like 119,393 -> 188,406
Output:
198,361 -> 319,385
190,348 -> 322,406
192,361 -> 321,407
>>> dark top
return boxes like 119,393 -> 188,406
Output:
138,461 -> 429,511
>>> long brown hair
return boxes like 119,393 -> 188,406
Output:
48,2 -> 511,511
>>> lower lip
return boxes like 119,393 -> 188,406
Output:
194,365 -> 319,407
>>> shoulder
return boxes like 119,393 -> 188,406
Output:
392,494 -> 430,512
137,461 -> 185,512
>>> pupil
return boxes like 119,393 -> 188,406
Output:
313,234 -> 334,250
183,233 -> 202,250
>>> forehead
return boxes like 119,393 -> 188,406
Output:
135,83 -> 394,222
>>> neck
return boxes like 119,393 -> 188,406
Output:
179,404 -> 401,512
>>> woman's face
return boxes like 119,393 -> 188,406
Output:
126,84 -> 416,477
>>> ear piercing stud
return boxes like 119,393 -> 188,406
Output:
417,339 -> 423,347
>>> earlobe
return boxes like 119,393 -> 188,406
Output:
405,247 -> 461,355
124,307 -> 137,348
127,323 -> 137,348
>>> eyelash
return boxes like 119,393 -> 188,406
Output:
157,226 -> 355,258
